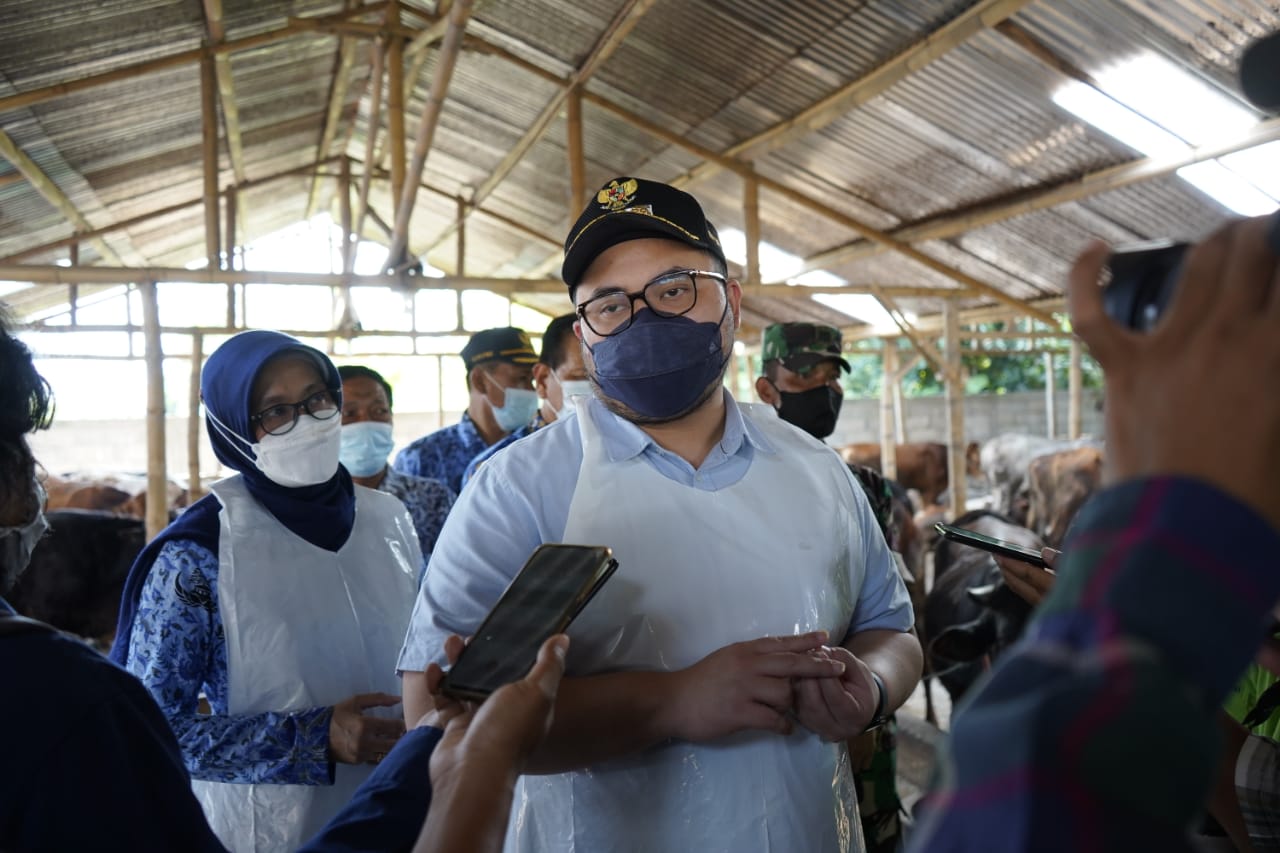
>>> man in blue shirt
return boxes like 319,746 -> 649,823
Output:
338,364 -> 456,571
397,176 -> 922,852
461,313 -> 590,487
393,327 -> 539,492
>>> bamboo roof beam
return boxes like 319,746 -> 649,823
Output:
667,0 -> 1034,190
200,0 -> 246,186
305,29 -> 359,219
387,3 -> 406,213
0,129 -> 125,265
0,2 -> 389,115
352,43 -> 387,248
0,157 -> 340,265
386,0 -> 474,267
417,0 -> 658,262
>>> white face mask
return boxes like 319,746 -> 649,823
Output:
555,379 -> 594,417
252,412 -> 342,487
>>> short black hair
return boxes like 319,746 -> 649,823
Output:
540,314 -> 579,370
0,308 -> 54,507
337,364 -> 393,409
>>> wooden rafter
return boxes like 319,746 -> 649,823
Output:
0,129 -> 124,265
306,31 -> 359,219
417,0 -> 658,262
386,0 -> 474,267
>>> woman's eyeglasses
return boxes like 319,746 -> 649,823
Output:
250,389 -> 339,436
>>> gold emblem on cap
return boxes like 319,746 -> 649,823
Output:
597,179 -> 639,212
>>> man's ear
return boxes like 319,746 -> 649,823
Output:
469,365 -> 489,396
755,375 -> 780,407
726,278 -> 743,329
532,363 -> 551,400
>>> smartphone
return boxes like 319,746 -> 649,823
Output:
934,522 -> 1050,569
440,543 -> 618,702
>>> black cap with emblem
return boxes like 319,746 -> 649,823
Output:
561,177 -> 727,291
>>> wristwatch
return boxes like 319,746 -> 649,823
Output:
861,671 -> 889,733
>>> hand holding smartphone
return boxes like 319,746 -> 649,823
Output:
440,544 -> 618,702
934,522 -> 1051,569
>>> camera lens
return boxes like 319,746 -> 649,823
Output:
1103,241 -> 1189,332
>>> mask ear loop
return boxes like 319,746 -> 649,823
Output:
204,407 -> 260,468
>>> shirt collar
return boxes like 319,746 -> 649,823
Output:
593,389 -> 776,464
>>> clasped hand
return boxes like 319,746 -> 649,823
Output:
791,646 -> 879,742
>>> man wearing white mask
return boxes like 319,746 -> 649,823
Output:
113,330 -> 421,853
393,326 -> 539,493
338,365 -> 456,573
460,314 -> 590,486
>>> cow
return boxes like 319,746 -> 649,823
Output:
838,441 -> 981,507
1025,445 -> 1104,548
7,509 -> 147,651
979,433 -> 1102,521
44,476 -> 133,514
922,509 -> 1042,707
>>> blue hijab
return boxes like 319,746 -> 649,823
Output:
109,331 -> 355,665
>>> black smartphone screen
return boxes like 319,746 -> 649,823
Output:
934,522 -> 1050,568
441,544 -> 617,701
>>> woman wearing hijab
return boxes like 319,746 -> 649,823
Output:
111,330 -> 421,853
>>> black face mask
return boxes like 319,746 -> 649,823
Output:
775,384 -> 843,440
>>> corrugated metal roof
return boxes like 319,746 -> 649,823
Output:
1,0 -> 1276,341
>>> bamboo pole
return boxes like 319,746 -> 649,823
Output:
1043,351 -> 1056,438
943,300 -> 966,519
567,85 -> 586,213
67,243 -> 79,326
387,3 -> 406,216
188,333 -> 204,501
436,355 -> 445,428
743,170 -> 760,286
455,197 -> 466,275
353,42 -> 386,248
139,281 -> 168,541
386,0 -> 474,267
1068,338 -> 1083,440
880,342 -> 898,480
340,157 -> 354,273
200,55 -> 222,273
306,34 -> 358,219
223,186 -> 236,271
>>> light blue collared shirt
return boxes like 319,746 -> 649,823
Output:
397,390 -> 913,672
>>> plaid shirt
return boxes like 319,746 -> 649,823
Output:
1237,734 -> 1280,851
911,477 -> 1280,853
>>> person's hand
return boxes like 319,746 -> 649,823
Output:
1069,215 -> 1280,529
426,634 -> 568,787
329,692 -> 406,765
995,548 -> 1059,606
791,646 -> 879,741
667,631 -> 844,742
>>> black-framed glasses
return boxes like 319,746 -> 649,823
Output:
575,269 -> 727,337
250,389 -> 339,436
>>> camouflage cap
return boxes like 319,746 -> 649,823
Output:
761,322 -> 851,374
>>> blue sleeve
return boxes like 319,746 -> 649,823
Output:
125,540 -> 335,785
299,726 -> 442,853
393,442 -> 425,478
842,464 -> 914,638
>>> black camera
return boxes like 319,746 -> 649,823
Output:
1104,213 -> 1280,331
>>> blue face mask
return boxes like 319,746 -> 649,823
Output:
339,420 -> 395,477
489,382 -> 540,433
586,306 -> 729,421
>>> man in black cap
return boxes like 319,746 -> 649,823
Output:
756,321 -> 851,441
392,326 -> 539,493
397,177 -> 921,852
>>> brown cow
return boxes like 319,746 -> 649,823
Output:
1025,446 -> 1104,548
44,475 -> 133,514
838,441 -> 981,507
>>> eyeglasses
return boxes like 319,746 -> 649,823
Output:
250,389 -> 339,436
575,269 -> 727,337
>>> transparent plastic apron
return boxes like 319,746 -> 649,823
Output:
506,401 -> 866,853
194,476 -> 420,853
